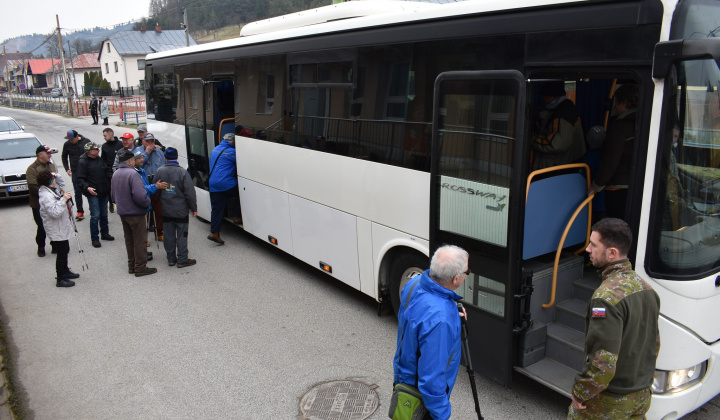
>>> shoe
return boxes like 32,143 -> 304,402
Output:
135,267 -> 158,277
101,234 -> 115,241
158,234 -> 164,241
76,212 -> 84,221
168,260 -> 177,267
233,217 -> 242,225
207,232 -> 225,245
56,278 -> 75,287
92,240 -> 101,248
177,259 -> 196,268
37,248 -> 45,257
63,270 -> 80,279
128,268 -> 135,274
147,252 -> 153,261
109,203 -> 115,213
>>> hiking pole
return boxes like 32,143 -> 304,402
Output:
66,197 -> 88,271
457,302 -> 483,420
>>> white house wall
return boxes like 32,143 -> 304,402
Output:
100,41 -> 145,90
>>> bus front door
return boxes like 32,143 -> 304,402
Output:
183,78 -> 213,220
430,71 -> 528,386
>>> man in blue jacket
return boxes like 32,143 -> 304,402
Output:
393,245 -> 469,420
207,133 -> 241,245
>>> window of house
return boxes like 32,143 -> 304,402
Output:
107,43 -> 110,53
114,62 -> 118,73
105,63 -> 109,74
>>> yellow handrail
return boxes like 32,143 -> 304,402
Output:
542,195 -> 594,308
217,118 -> 236,146
525,163 -> 593,308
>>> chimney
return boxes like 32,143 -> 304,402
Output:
140,26 -> 146,32
155,23 -> 161,32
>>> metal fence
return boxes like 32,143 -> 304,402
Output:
0,93 -> 146,119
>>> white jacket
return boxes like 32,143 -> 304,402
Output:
38,186 -> 76,241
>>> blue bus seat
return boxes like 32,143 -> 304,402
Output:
523,173 -> 589,260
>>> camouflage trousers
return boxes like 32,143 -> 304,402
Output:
568,388 -> 651,420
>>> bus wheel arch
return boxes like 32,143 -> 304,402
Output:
381,248 -> 428,317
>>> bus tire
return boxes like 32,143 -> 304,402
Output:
389,251 -> 428,317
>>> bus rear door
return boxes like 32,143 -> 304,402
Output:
430,71 -> 528,386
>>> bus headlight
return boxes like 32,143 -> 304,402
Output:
652,361 -> 707,394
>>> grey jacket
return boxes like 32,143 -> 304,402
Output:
38,186 -> 75,241
156,162 -> 197,218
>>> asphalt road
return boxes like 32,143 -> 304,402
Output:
0,107 -> 718,419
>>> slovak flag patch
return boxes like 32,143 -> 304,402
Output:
592,307 -> 606,318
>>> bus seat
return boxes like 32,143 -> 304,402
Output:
523,173 -> 589,260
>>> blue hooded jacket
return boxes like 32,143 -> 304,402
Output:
393,270 -> 462,420
208,140 -> 238,192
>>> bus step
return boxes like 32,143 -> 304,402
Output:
515,357 -> 575,398
555,298 -> 588,333
545,322 -> 584,371
223,216 -> 243,228
572,271 -> 602,302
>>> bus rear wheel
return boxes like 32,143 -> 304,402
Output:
389,252 -> 428,317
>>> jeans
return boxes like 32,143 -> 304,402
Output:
163,219 -> 189,263
71,171 -> 84,213
210,188 -> 241,234
87,194 -> 110,241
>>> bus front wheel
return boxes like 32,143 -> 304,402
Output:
389,252 -> 428,317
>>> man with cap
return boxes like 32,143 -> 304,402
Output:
111,149 -> 157,277
77,141 -> 114,248
26,145 -> 65,257
113,132 -> 136,172
101,127 -> 124,213
531,81 -> 586,170
156,147 -> 198,268
61,129 -> 90,220
135,132 -> 166,241
208,132 -> 242,245
132,149 -> 168,251
134,124 -> 165,150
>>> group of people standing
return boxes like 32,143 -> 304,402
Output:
27,124 -> 198,287
89,93 -> 110,126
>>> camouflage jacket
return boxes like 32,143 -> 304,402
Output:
572,259 -> 661,402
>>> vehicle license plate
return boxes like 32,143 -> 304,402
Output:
8,184 -> 28,192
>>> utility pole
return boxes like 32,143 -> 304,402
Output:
3,46 -> 12,107
56,14 -> 74,115
182,7 -> 189,47
67,40 -> 78,97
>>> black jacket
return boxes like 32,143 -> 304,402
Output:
61,136 -> 90,172
592,110 -> 636,191
101,138 -> 124,170
77,153 -> 112,197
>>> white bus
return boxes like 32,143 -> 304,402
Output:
144,0 -> 720,417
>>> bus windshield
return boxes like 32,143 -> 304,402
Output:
671,0 -> 720,40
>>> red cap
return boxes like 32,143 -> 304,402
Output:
120,132 -> 134,139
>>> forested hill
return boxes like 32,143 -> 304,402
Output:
1,24 -> 134,56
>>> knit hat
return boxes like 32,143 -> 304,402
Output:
164,147 -> 178,160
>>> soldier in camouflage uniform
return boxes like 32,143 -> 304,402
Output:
569,218 -> 661,420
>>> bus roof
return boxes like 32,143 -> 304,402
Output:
146,0 -> 593,62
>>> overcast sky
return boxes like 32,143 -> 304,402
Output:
0,0 -> 151,44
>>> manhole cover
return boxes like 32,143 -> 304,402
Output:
299,380 -> 379,420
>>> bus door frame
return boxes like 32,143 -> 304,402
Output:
430,70 -> 528,387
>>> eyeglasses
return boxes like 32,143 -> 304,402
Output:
463,268 -> 471,276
